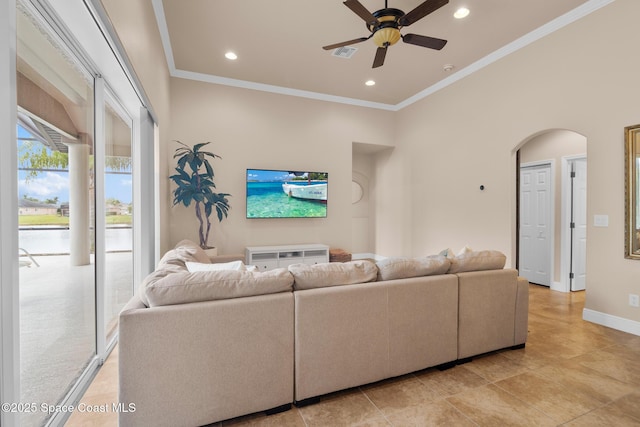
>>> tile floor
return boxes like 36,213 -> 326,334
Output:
66,284 -> 640,426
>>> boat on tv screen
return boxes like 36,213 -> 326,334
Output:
246,169 -> 328,218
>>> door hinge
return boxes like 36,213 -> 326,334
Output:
571,171 -> 576,178
570,272 -> 575,279
570,222 -> 575,229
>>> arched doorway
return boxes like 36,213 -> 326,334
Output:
516,129 -> 587,292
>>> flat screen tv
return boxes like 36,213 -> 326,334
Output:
246,169 -> 328,218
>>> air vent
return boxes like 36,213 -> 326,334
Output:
332,46 -> 358,59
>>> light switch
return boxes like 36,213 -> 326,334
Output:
594,215 -> 609,227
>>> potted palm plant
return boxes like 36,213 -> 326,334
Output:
170,141 -> 231,252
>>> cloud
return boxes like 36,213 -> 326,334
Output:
18,172 -> 69,198
120,178 -> 132,186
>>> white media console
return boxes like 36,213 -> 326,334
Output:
245,244 -> 329,271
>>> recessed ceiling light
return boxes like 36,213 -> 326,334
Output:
365,80 -> 376,86
225,51 -> 238,60
454,7 -> 470,19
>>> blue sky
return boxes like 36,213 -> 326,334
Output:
18,170 -> 132,204
244,169 -> 332,182
17,126 -> 132,204
247,169 -> 304,182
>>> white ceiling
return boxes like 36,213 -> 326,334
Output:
152,0 -> 608,110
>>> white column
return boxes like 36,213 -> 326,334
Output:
68,142 -> 91,266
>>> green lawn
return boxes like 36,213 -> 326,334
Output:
19,214 -> 132,226
107,215 -> 132,225
19,215 -> 68,226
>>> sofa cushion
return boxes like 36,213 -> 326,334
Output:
448,250 -> 507,274
376,255 -> 451,281
159,239 -> 211,268
288,260 -> 378,290
142,268 -> 294,307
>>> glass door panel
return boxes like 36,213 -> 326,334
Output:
104,99 -> 133,343
17,5 -> 96,426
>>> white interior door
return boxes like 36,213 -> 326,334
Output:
571,159 -> 587,291
519,163 -> 552,286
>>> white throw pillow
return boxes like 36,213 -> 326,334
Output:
186,260 -> 246,272
457,245 -> 473,255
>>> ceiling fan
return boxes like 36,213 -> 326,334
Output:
323,0 -> 449,68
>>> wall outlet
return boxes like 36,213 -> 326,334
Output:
630,294 -> 640,308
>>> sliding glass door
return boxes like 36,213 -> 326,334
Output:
103,96 -> 134,345
13,1 -> 143,424
17,4 -> 96,425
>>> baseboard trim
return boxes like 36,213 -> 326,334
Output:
583,308 -> 640,336
550,281 -> 567,293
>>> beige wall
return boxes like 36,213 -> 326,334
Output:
520,129 -> 587,284
100,0 -> 172,253
389,0 -> 640,323
352,150 -> 375,253
168,78 -> 395,254
104,0 -> 640,328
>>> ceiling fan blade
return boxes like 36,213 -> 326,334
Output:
402,33 -> 447,50
372,46 -> 387,68
323,36 -> 370,51
399,0 -> 449,26
343,0 -> 378,26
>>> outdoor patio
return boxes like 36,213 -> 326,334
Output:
19,251 -> 132,426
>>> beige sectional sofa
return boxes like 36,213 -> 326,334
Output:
118,240 -> 528,427
294,274 -> 459,403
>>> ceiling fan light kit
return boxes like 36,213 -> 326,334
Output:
323,0 -> 449,68
370,9 -> 403,47
372,26 -> 401,48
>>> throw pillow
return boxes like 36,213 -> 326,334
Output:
158,239 -> 211,268
439,248 -> 455,259
457,245 -> 473,255
185,260 -> 246,272
447,250 -> 507,274
137,263 -> 186,306
376,255 -> 451,281
143,268 -> 294,307
288,260 -> 378,290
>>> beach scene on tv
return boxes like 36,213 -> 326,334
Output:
246,169 -> 328,218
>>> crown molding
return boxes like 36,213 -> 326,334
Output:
152,0 -> 615,112
171,69 -> 397,111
